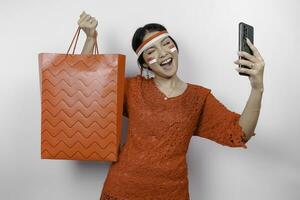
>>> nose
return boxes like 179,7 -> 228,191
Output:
158,47 -> 168,59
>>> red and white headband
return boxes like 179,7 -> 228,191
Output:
135,30 -> 176,58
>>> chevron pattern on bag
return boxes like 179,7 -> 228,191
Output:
39,53 -> 125,161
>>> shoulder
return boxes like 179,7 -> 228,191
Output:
125,74 -> 148,87
124,74 -> 144,93
188,82 -> 212,98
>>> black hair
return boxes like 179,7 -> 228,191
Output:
131,23 -> 179,75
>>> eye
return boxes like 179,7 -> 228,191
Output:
164,41 -> 170,46
147,51 -> 154,55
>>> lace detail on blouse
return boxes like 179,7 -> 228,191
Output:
193,90 -> 256,148
100,192 -> 118,200
99,75 -> 255,200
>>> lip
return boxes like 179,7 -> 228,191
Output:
161,58 -> 174,70
160,57 -> 173,65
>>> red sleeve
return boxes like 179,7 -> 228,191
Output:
193,91 -> 255,149
122,77 -> 129,118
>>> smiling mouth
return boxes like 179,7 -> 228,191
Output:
159,58 -> 173,69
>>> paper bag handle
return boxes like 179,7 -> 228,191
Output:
66,26 -> 99,55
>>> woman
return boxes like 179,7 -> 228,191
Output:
78,11 -> 264,200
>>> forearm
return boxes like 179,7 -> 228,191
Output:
239,88 -> 263,142
81,36 -> 96,55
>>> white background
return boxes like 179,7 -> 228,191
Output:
1,0 -> 299,199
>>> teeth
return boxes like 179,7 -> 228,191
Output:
161,58 -> 172,65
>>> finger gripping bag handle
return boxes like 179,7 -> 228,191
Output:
66,26 -> 99,55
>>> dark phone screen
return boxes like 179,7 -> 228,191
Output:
238,22 -> 254,76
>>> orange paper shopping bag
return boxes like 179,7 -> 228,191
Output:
38,27 -> 126,161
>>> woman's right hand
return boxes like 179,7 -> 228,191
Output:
77,11 -> 98,38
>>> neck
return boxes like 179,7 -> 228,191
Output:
153,74 -> 181,88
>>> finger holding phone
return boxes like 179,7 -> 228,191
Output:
234,22 -> 265,92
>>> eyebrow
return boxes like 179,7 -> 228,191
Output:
145,37 -> 170,51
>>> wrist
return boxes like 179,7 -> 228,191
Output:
86,36 -> 96,40
251,87 -> 264,93
87,30 -> 97,39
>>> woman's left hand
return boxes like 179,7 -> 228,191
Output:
234,38 -> 265,92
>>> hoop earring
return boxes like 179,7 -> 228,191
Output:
145,67 -> 155,79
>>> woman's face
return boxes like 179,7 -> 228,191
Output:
142,31 -> 178,78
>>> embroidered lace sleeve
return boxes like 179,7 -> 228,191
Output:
100,192 -> 119,200
193,91 -> 255,149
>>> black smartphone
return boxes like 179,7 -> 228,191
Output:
238,22 -> 254,77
